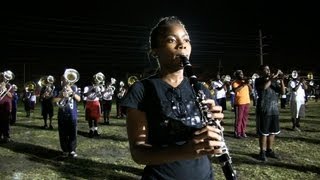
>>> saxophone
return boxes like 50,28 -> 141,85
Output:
181,56 -> 238,180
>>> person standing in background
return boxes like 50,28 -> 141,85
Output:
0,70 -> 14,143
287,70 -> 308,131
212,74 -> 227,112
10,84 -> 19,125
232,70 -> 252,138
39,75 -> 55,129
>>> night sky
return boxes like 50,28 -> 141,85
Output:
2,1 -> 319,87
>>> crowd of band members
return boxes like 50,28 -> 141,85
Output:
0,69 -> 129,157
205,69 -> 315,141
0,68 -> 318,159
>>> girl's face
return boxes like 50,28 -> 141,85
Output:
155,24 -> 192,71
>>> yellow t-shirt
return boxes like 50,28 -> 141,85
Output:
232,80 -> 251,105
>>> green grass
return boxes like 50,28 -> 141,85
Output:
1,100 -> 319,180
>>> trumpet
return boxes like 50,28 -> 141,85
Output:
0,70 -> 15,100
57,68 -> 80,108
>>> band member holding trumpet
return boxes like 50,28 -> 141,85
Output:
39,75 -> 55,129
83,72 -> 104,138
121,16 -> 224,180
232,70 -> 252,138
287,70 -> 307,131
0,70 -> 14,143
255,65 -> 285,161
55,68 -> 81,158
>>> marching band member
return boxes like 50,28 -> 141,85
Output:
255,65 -> 284,161
22,81 -> 36,118
0,70 -> 14,143
211,74 -> 227,112
39,75 -> 55,129
287,70 -> 308,131
83,72 -> 104,137
116,81 -> 127,118
10,84 -> 19,125
101,77 -> 116,125
54,68 -> 81,158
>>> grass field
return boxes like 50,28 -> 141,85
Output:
0,100 -> 319,180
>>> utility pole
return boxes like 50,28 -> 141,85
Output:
259,29 -> 267,65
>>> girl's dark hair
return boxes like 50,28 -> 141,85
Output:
149,16 -> 187,50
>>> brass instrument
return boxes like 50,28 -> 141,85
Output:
24,81 -> 36,92
128,75 -> 138,87
117,81 -> 126,99
222,75 -> 231,83
12,84 -> 18,91
102,77 -> 116,100
309,80 -> 314,86
0,70 -> 15,100
39,75 -> 55,98
249,73 -> 260,84
89,72 -> 106,99
57,68 -> 80,108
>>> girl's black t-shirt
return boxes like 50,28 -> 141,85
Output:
121,75 -> 214,180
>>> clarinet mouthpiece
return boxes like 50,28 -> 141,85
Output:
179,55 -> 190,67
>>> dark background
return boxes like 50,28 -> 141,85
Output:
2,1 -> 319,88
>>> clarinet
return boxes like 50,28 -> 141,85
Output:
181,56 -> 238,180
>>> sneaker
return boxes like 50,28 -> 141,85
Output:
104,121 -> 110,125
241,133 -> 248,138
49,125 -> 53,130
293,127 -> 301,132
69,151 -> 78,158
42,125 -> 48,129
266,149 -> 280,159
259,150 -> 267,162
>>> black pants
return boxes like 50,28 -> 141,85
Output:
58,115 -> 77,153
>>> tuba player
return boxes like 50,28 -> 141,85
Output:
39,75 -> 55,129
83,72 -> 104,138
0,70 -> 14,143
54,69 -> 81,158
